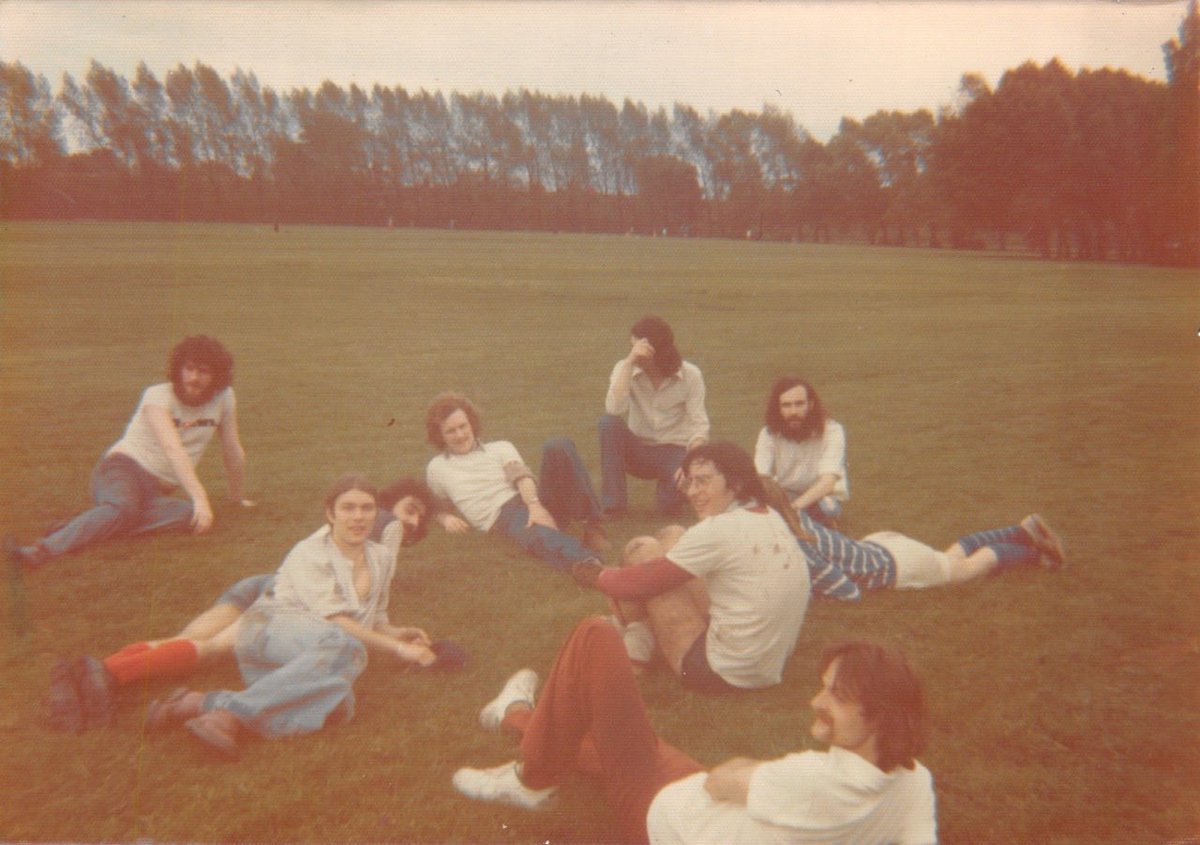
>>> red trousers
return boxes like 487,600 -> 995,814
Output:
508,617 -> 703,844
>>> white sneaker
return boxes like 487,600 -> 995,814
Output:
603,614 -> 656,665
479,668 -> 538,731
452,760 -> 556,810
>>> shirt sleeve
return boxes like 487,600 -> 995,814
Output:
817,421 -> 847,478
663,519 -> 726,579
425,457 -> 447,499
900,768 -> 938,845
753,428 -> 774,477
368,539 -> 395,628
682,365 -> 710,444
604,359 -> 629,415
745,754 -> 826,828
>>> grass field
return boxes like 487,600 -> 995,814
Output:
0,221 -> 1197,844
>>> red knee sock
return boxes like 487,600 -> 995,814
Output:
103,639 -> 199,686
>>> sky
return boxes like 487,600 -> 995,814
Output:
0,0 -> 1190,142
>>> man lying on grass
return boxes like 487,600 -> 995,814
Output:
424,392 -> 610,572
6,335 -> 253,569
43,479 -> 438,734
453,623 -> 936,845
572,441 -> 811,692
757,478 -> 1067,601
142,474 -> 463,758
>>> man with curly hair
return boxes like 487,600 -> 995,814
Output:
6,335 -> 253,568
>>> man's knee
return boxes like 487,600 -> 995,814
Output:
542,436 -> 577,460
622,535 -> 663,564
598,414 -> 626,439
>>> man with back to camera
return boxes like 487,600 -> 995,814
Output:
6,335 -> 253,568
754,376 -> 848,527
452,631 -> 936,845
599,315 -> 709,518
423,392 -> 609,572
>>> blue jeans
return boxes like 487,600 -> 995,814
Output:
490,437 -> 602,572
205,606 -> 368,738
597,415 -> 687,516
37,453 -> 193,559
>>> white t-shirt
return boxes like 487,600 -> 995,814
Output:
753,421 -> 849,502
262,528 -> 396,628
863,532 -> 952,590
647,747 -> 937,845
107,383 -> 234,485
426,440 -> 523,531
605,360 -> 710,447
666,504 -> 811,689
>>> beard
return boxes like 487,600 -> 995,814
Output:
781,415 -> 813,441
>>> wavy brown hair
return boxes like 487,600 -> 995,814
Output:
424,392 -> 482,450
631,315 -> 682,376
764,376 -> 826,441
168,335 -> 234,405
818,641 -> 928,772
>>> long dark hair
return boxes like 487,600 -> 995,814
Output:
631,315 -> 682,376
818,641 -> 928,772
764,376 -> 826,441
682,441 -> 766,505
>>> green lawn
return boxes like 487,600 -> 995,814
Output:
0,221 -> 1197,843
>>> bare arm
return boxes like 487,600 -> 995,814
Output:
144,404 -> 214,533
790,473 -> 839,514
331,615 -> 436,666
605,339 -> 653,415
514,475 -> 557,530
217,401 -> 254,506
703,757 -> 763,804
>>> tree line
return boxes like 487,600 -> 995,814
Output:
2,3 -> 1196,266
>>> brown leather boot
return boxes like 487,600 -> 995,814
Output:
185,709 -> 241,759
145,688 -> 204,732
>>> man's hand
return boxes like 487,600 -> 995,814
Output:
572,560 -> 605,590
394,627 -> 432,647
438,513 -> 470,534
526,501 -> 558,531
627,336 -> 655,366
236,498 -> 257,509
190,497 -> 215,533
396,641 -> 438,667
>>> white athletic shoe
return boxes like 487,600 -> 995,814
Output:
452,760 -> 556,810
479,668 -> 538,732
603,614 -> 656,665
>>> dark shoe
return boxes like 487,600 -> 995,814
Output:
1021,514 -> 1067,569
45,658 -> 84,734
146,687 -> 204,732
582,522 -> 611,553
185,710 -> 241,759
75,656 -> 117,729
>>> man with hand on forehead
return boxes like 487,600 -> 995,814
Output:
6,335 -> 253,568
599,316 -> 709,518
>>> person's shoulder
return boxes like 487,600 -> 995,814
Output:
825,418 -> 845,434
141,382 -> 175,403
680,360 -> 704,377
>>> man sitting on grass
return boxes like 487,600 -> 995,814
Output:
424,392 -> 609,572
453,622 -> 936,845
6,335 -> 253,569
45,479 -> 438,733
572,441 -> 811,692
753,376 -> 849,527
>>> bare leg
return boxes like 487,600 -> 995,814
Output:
618,528 -> 708,675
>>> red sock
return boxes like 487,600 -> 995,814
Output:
107,641 -> 153,661
103,639 -> 199,686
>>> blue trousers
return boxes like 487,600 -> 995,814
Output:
205,606 -> 368,738
37,453 -> 193,559
597,415 -> 687,516
490,437 -> 603,572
